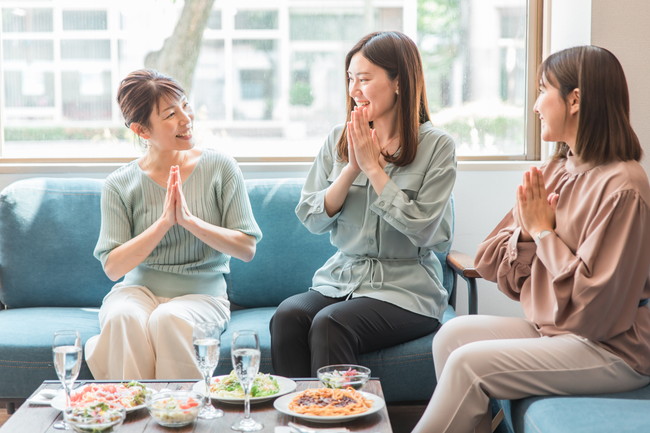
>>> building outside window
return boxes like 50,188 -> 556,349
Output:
0,0 -> 536,162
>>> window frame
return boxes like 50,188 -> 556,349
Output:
0,0 -> 544,166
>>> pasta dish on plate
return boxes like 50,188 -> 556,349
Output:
288,387 -> 373,416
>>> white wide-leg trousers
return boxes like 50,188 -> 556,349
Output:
85,284 -> 230,381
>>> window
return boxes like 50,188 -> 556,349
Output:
0,0 -> 540,162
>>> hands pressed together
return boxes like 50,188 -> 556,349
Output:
516,166 -> 558,242
162,164 -> 194,229
345,106 -> 384,178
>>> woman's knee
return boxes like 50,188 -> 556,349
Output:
309,309 -> 354,345
434,316 -> 479,357
271,295 -> 316,331
100,304 -> 149,329
148,303 -> 182,330
148,304 -> 194,342
444,339 -> 509,384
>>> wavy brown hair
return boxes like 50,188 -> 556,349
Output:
541,46 -> 641,164
336,31 -> 430,167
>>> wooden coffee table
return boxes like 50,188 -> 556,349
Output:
0,379 -> 392,432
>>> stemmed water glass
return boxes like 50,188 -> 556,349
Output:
193,321 -> 224,419
52,330 -> 82,430
231,330 -> 262,432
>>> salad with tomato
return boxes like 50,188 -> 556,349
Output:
318,366 -> 370,389
69,381 -> 149,410
147,393 -> 201,426
64,402 -> 125,433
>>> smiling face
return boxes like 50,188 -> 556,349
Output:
534,73 -> 579,148
142,95 -> 195,151
347,53 -> 399,125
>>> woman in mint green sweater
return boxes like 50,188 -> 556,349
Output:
85,69 -> 262,380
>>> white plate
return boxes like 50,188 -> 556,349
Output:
273,390 -> 385,424
192,375 -> 297,404
50,389 -> 148,413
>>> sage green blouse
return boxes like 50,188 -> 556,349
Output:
296,121 -> 457,319
94,149 -> 262,299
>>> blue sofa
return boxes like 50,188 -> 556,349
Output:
0,176 -> 476,414
496,384 -> 650,433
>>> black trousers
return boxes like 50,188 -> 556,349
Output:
269,290 -> 441,377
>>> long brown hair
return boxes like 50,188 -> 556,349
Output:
541,46 -> 641,164
336,31 -> 430,167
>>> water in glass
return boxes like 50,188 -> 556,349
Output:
194,337 -> 220,371
52,330 -> 82,430
192,322 -> 223,419
231,330 -> 262,432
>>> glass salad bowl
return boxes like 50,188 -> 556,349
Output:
317,364 -> 371,390
146,390 -> 204,427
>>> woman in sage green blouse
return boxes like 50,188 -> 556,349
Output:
85,69 -> 262,381
270,31 -> 457,377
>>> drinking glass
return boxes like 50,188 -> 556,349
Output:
230,330 -> 262,431
52,330 -> 82,430
193,321 -> 224,419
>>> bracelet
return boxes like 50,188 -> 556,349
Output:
534,229 -> 552,244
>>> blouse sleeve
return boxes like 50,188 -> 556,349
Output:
93,181 -> 132,267
474,211 -> 536,301
538,189 -> 650,340
370,132 -> 456,249
295,131 -> 340,234
219,161 -> 262,242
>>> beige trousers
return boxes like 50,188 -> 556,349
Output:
412,315 -> 650,433
85,284 -> 230,381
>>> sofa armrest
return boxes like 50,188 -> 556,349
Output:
447,250 -> 481,315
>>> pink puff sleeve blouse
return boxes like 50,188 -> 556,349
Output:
475,154 -> 650,376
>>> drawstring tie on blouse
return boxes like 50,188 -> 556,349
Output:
339,254 -> 424,291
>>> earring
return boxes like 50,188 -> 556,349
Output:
395,89 -> 399,95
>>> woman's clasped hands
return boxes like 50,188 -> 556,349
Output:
516,166 -> 559,242
346,106 -> 383,177
162,164 -> 193,229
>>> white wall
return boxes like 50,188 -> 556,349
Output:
549,0 -> 592,52
591,0 -> 650,175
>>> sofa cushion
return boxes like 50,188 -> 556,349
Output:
497,383 -> 650,433
0,308 -> 99,398
0,178 -> 113,308
227,179 -> 336,308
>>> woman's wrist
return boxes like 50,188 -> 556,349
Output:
363,164 -> 384,179
519,230 -> 533,242
178,213 -> 200,232
155,216 -> 175,232
342,163 -> 361,178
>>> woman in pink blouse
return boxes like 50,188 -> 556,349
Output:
412,45 -> 650,433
